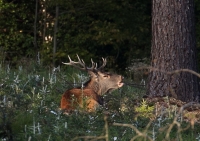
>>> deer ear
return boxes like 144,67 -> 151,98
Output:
97,71 -> 103,76
88,71 -> 97,77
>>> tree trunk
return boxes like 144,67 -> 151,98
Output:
42,0 -> 47,44
34,0 -> 38,60
53,5 -> 59,67
147,0 -> 199,102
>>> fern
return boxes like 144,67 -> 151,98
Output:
135,99 -> 154,118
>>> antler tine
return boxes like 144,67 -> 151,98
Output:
81,59 -> 85,65
76,54 -> 83,64
68,55 -> 71,62
62,55 -> 106,71
95,63 -> 98,69
90,58 -> 96,70
62,55 -> 72,65
62,54 -> 86,70
98,57 -> 107,70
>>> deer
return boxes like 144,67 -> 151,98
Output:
60,55 -> 124,112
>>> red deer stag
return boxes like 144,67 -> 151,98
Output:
61,55 -> 124,112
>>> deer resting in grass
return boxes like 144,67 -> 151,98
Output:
61,55 -> 124,112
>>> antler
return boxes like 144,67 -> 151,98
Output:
62,54 -> 107,71
98,57 -> 107,70
62,54 -> 86,70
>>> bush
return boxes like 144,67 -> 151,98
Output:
0,62 -> 199,141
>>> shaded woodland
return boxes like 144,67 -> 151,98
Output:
1,0 -> 200,72
0,0 -> 150,72
1,1 -> 200,140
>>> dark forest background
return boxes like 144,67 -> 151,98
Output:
1,1 -> 200,140
0,0 -> 200,73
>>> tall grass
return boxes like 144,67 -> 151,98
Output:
0,62 -> 199,141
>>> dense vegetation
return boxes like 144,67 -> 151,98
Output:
1,0 -> 200,140
1,0 -> 200,72
1,0 -> 149,72
0,63 -> 200,141
0,64 -> 200,141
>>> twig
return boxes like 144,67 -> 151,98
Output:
113,122 -> 153,141
71,115 -> 109,141
136,67 -> 200,78
165,102 -> 197,140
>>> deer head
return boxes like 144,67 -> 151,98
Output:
62,54 -> 124,95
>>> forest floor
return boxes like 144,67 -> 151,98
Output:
0,63 -> 200,140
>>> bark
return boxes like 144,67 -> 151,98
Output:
147,0 -> 199,102
34,0 -> 38,59
42,0 -> 47,44
53,5 -> 59,66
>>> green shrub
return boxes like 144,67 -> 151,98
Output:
0,62 -> 199,141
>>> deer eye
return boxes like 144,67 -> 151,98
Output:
103,74 -> 110,78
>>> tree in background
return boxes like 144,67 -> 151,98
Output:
147,0 -> 200,102
0,0 -> 151,71
52,0 -> 151,71
0,0 -> 35,63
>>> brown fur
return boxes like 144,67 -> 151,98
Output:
61,88 -> 103,112
60,55 -> 124,112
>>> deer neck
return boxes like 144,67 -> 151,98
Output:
84,80 -> 107,95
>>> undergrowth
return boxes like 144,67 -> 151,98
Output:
0,63 -> 199,141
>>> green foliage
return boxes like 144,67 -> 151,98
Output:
0,63 -> 199,140
135,99 -> 154,118
0,0 -> 151,71
0,0 -> 35,63
55,0 -> 151,70
1,0 -> 200,71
